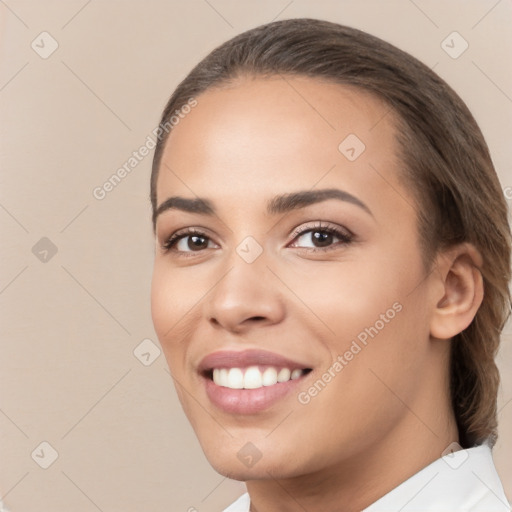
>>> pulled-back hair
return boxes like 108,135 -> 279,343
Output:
150,18 -> 511,447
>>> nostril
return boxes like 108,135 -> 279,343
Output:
208,314 -> 268,330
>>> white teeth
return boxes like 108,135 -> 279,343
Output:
227,368 -> 244,389
244,366 -> 262,389
212,366 -> 307,389
219,368 -> 229,387
213,368 -> 230,387
277,368 -> 291,382
262,367 -> 278,386
291,369 -> 302,380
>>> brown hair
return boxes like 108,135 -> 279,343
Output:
150,18 -> 511,447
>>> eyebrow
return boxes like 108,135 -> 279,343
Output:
153,188 -> 372,223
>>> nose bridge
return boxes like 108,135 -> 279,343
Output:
205,240 -> 285,330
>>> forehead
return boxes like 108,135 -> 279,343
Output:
156,75 -> 405,212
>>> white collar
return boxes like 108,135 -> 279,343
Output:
222,442 -> 510,512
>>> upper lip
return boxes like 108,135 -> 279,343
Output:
198,349 -> 312,374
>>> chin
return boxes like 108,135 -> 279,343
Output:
202,442 -> 304,482
210,460 -> 291,482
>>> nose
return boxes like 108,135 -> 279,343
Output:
205,256 -> 286,334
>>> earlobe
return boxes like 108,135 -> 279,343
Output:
429,244 -> 484,340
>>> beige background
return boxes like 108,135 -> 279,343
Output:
0,1 -> 511,511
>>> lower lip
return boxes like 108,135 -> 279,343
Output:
203,374 -> 308,414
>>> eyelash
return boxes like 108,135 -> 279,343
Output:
161,227 -> 210,254
289,222 -> 353,250
161,222 -> 354,256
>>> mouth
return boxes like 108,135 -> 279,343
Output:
206,366 -> 311,389
198,349 -> 313,414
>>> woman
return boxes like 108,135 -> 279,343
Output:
149,18 -> 511,511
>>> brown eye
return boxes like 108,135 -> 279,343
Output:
162,229 -> 216,253
186,235 -> 209,251
291,224 -> 353,250
310,230 -> 335,247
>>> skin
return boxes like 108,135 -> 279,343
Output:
151,75 -> 483,512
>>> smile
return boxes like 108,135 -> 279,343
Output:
199,349 -> 313,414
212,366 -> 308,389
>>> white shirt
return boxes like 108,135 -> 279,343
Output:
222,442 -> 511,511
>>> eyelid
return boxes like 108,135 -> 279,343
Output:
160,221 -> 354,255
160,226 -> 220,253
288,221 -> 354,245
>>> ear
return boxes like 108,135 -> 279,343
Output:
429,243 -> 484,340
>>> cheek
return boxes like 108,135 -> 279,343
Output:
151,260 -> 203,324
150,264 -> 172,340
285,245 -> 428,380
150,262 -> 196,364
285,259 -> 407,343
290,302 -> 428,462
296,268 -> 430,422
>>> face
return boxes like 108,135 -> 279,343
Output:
151,75 -> 438,481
